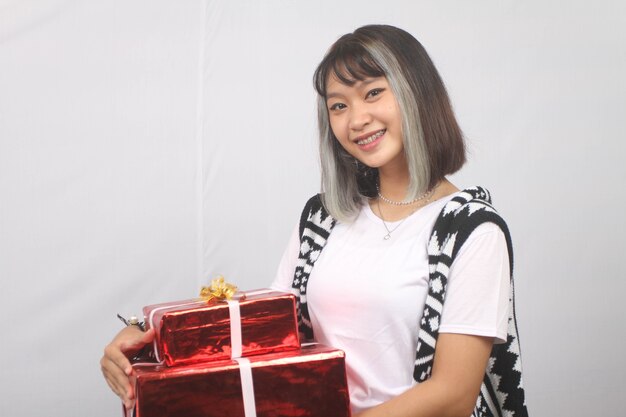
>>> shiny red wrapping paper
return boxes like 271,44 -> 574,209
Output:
130,344 -> 351,417
144,289 -> 300,366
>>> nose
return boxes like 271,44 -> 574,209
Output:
348,103 -> 372,132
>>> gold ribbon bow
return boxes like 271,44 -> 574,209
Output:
199,276 -> 238,302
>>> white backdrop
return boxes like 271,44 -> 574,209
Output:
1,1 -> 625,416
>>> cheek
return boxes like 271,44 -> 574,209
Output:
381,96 -> 402,126
391,104 -> 403,127
328,126 -> 354,156
328,116 -> 347,142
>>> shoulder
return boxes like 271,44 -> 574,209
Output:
299,194 -> 323,230
301,194 -> 324,214
436,186 -> 508,232
298,194 -> 335,239
432,186 -> 514,271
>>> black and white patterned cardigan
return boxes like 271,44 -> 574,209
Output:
291,186 -> 528,417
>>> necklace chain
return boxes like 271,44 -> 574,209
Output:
376,185 -> 437,240
376,185 -> 434,206
377,199 -> 411,240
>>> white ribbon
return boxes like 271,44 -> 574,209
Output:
227,289 -> 276,358
227,290 -> 277,416
227,299 -> 243,358
234,357 -> 257,417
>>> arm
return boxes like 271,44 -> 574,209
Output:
356,333 -> 492,417
100,326 -> 155,409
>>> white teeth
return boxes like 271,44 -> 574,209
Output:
357,130 -> 385,145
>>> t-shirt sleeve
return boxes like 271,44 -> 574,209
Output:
439,222 -> 511,344
270,223 -> 300,294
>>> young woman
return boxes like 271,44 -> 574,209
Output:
101,25 -> 527,417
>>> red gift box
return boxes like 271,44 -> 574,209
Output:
144,289 -> 300,366
128,344 -> 351,417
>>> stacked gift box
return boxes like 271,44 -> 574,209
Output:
128,284 -> 351,417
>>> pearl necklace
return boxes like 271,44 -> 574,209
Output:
376,185 -> 435,206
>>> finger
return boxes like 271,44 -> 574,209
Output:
117,327 -> 146,350
128,371 -> 137,399
104,375 -> 128,405
123,327 -> 155,351
102,365 -> 130,402
105,343 -> 134,376
102,367 -> 122,397
117,327 -> 154,361
124,397 -> 136,410
102,359 -> 134,400
121,367 -> 137,409
101,355 -> 134,399
105,367 -> 134,405
140,328 -> 155,344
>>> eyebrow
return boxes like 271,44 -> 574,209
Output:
326,77 -> 381,100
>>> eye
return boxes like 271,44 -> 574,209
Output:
366,88 -> 385,99
329,102 -> 346,111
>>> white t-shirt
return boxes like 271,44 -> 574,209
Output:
271,194 -> 510,414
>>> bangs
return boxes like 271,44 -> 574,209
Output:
314,39 -> 385,97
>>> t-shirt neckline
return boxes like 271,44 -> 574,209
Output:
362,191 -> 461,225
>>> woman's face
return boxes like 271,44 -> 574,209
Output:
325,75 -> 405,172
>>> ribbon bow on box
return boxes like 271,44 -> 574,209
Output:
199,276 -> 240,302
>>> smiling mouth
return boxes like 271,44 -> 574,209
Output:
356,129 -> 386,145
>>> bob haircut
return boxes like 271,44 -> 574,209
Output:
313,24 -> 466,222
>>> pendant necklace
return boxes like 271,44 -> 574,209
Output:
377,198 -> 411,240
376,186 -> 436,240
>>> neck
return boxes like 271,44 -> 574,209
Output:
377,160 -> 411,201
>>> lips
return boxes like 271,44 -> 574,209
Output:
354,129 -> 386,146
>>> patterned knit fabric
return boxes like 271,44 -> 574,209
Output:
293,194 -> 335,340
414,187 -> 528,417
292,187 -> 528,417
